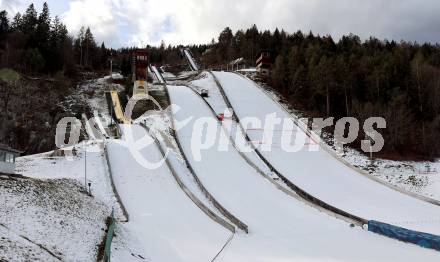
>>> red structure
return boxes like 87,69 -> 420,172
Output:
256,49 -> 273,77
132,49 -> 148,82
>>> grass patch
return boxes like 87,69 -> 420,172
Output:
0,68 -> 20,84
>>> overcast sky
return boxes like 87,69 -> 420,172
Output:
1,0 -> 440,48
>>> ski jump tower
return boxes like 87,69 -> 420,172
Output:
182,48 -> 199,71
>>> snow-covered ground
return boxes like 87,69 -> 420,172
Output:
190,72 -> 228,114
0,223 -> 58,261
343,147 -> 440,201
236,67 -> 256,73
189,73 -> 286,187
162,71 -> 176,79
5,69 -> 440,261
134,110 -> 234,224
106,124 -> 232,262
13,141 -> 145,261
255,74 -> 440,202
0,174 -> 108,261
213,71 -> 440,235
80,73 -> 125,131
167,84 -> 440,261
16,141 -> 123,219
6,73 -> 148,261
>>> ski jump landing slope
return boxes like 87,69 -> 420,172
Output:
151,65 -> 166,84
183,49 -> 199,71
212,71 -> 440,236
167,85 -> 440,261
106,124 -> 231,262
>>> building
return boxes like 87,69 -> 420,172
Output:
131,49 -> 149,96
0,144 -> 21,174
131,49 -> 148,82
256,49 -> 274,77
229,57 -> 246,70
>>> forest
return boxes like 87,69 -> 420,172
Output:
198,26 -> 440,159
2,3 -> 440,159
0,3 -> 109,153
0,3 -> 110,75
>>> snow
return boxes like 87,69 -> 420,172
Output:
229,57 -> 244,65
183,49 -> 198,71
80,74 -> 122,131
258,81 -> 440,202
162,71 -> 176,78
0,224 -> 56,262
14,140 -> 148,261
213,71 -> 440,235
16,141 -> 123,218
151,65 -> 166,84
106,124 -> 232,262
97,73 -> 124,83
167,84 -> 440,261
190,72 -> 228,115
6,69 -> 440,261
2,73 -> 145,261
135,109 -> 237,226
189,72 -> 281,183
255,74 -> 440,203
0,174 -> 108,261
236,68 -> 257,73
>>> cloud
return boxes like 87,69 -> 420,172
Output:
5,0 -> 440,47
0,0 -> 29,15
62,0 -> 117,44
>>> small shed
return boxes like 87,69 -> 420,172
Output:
229,57 -> 246,70
0,144 -> 22,174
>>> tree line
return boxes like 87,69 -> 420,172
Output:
203,26 -> 440,159
0,2 -> 110,77
0,3 -> 111,154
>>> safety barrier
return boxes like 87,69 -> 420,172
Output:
103,210 -> 116,262
103,144 -> 129,222
164,83 -> 249,233
368,220 -> 440,252
209,71 -> 367,226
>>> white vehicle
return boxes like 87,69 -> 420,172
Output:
201,89 -> 209,97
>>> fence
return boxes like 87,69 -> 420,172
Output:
103,210 -> 116,262
368,220 -> 440,252
103,145 -> 129,222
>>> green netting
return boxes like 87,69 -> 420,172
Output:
104,210 -> 116,262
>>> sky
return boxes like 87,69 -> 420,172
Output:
1,0 -> 440,48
